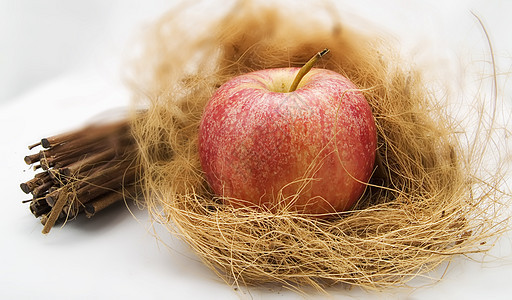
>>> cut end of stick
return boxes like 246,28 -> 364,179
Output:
41,138 -> 51,149
20,183 -> 31,194
318,48 -> 330,57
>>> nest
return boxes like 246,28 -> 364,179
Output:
130,0 -> 510,292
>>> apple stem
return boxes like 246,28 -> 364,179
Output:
288,48 -> 330,92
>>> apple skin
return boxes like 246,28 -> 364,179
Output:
198,67 -> 376,214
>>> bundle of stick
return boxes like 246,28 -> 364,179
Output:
20,118 -> 139,234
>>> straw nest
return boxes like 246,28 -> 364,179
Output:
130,0 -> 510,292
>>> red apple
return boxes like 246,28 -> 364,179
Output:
198,67 -> 376,214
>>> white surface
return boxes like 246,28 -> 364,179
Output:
1,1 -> 511,299
0,0 -> 174,104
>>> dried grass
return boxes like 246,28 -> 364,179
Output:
129,0 -> 511,292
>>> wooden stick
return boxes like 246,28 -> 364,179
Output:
42,188 -> 69,234
74,166 -> 137,206
57,147 -> 117,177
24,152 -> 42,164
84,186 -> 137,218
28,141 -> 42,150
40,212 -> 66,227
20,172 -> 51,194
41,119 -> 129,148
30,196 -> 52,217
45,189 -> 61,207
76,158 -> 135,188
30,180 -> 54,197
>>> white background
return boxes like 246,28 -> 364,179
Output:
1,0 -> 511,299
